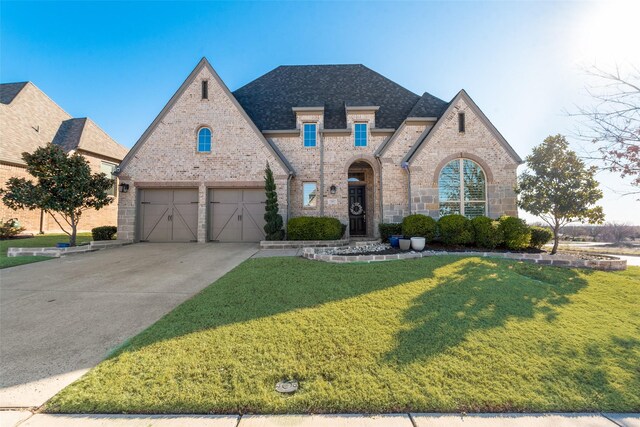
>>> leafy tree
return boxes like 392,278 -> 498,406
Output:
1,144 -> 114,246
263,162 -> 284,240
516,135 -> 605,254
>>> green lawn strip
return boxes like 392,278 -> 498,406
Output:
46,257 -> 640,413
0,233 -> 92,269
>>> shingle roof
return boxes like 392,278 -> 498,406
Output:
0,82 -> 28,104
407,92 -> 449,118
52,118 -> 87,152
233,65 -> 447,130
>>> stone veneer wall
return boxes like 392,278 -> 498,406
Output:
409,98 -> 519,219
117,65 -> 288,242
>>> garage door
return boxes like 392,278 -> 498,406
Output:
139,189 -> 198,242
209,189 -> 266,242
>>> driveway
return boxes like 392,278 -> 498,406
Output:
0,243 -> 258,408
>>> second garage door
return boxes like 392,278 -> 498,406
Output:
139,189 -> 199,242
209,189 -> 266,242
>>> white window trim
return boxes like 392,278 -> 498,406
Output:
354,122 -> 368,147
439,158 -> 487,217
303,123 -> 318,148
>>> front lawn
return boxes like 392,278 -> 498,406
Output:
47,257 -> 640,413
0,233 -> 92,269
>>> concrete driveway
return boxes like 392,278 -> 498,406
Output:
0,243 -> 258,408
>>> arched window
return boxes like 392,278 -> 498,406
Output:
438,158 -> 486,218
197,127 -> 211,152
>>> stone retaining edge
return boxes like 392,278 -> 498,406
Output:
260,239 -> 349,249
301,247 -> 627,271
7,240 -> 133,258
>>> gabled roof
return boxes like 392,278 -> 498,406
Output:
118,58 -> 294,175
233,65 -> 446,130
403,89 -> 523,165
0,82 -> 28,104
407,92 -> 449,118
52,118 -> 128,161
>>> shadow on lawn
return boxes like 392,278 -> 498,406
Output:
384,258 -> 589,364
109,256 -> 454,356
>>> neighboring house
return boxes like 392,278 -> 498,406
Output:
117,58 -> 521,243
0,82 -> 128,233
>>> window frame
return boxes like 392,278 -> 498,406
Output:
100,161 -> 117,197
302,181 -> 318,208
303,123 -> 317,147
458,112 -> 466,133
354,122 -> 368,147
197,127 -> 212,153
202,80 -> 209,100
438,158 -> 487,218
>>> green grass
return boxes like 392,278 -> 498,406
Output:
0,233 -> 92,269
47,257 -> 640,414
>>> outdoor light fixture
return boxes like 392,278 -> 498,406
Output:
119,183 -> 130,193
329,185 -> 337,195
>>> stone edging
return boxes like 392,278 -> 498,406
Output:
260,239 -> 349,249
302,247 -> 627,271
7,240 -> 133,258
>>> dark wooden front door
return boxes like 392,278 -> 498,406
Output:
348,185 -> 366,236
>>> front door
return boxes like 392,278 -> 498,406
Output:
348,185 -> 366,236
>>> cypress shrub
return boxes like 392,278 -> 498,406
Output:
263,163 -> 284,240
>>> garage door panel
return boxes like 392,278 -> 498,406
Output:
139,189 -> 198,242
208,188 -> 266,242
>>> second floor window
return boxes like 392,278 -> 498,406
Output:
303,123 -> 317,147
197,127 -> 211,152
354,123 -> 367,147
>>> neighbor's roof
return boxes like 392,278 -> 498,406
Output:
0,82 -> 28,104
233,64 -> 448,130
52,118 -> 128,161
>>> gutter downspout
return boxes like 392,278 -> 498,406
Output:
375,155 -> 383,227
319,127 -> 324,216
286,172 -> 293,238
402,161 -> 412,215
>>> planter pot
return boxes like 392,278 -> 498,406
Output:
411,237 -> 426,251
56,242 -> 70,248
399,239 -> 411,251
389,236 -> 401,248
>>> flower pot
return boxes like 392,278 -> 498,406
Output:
399,238 -> 411,251
389,236 -> 400,248
56,242 -> 70,248
411,237 -> 426,251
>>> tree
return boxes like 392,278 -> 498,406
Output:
516,135 -> 605,254
573,65 -> 640,193
263,162 -> 284,240
1,144 -> 114,246
602,222 -> 632,243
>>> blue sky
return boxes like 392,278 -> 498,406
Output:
2,0 -> 639,223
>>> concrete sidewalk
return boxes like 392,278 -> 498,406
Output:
1,412 -> 638,426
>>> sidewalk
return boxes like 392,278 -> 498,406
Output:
2,412 -> 638,426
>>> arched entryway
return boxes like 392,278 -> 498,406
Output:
347,160 -> 377,237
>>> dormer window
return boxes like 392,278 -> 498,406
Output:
458,112 -> 465,133
202,80 -> 208,100
303,123 -> 317,147
354,123 -> 368,147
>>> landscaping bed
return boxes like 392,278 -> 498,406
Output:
0,233 -> 92,269
47,257 -> 640,414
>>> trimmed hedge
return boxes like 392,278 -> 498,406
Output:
91,226 -> 117,241
287,217 -> 344,241
402,214 -> 437,241
498,216 -> 531,250
530,226 -> 553,249
379,223 -> 403,243
437,214 -> 474,245
471,216 -> 504,249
